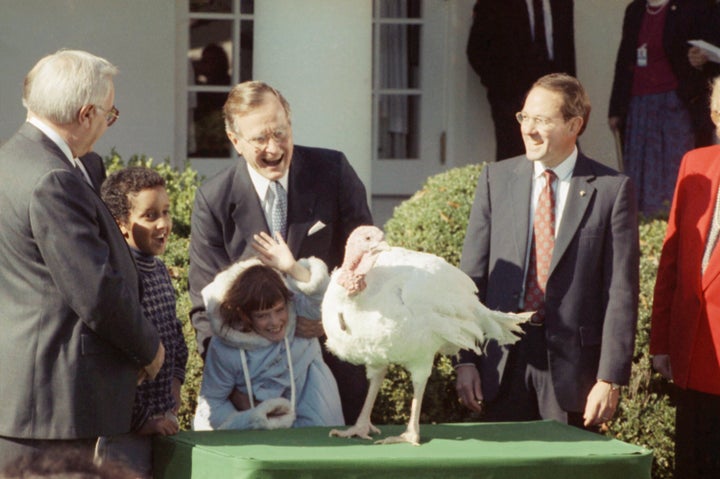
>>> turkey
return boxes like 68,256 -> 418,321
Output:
322,225 -> 529,445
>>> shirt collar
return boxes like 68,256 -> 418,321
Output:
27,117 -> 80,167
246,160 -> 289,200
532,146 -> 578,182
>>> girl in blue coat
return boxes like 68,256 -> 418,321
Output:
193,232 -> 344,430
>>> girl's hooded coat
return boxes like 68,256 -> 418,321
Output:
193,257 -> 344,431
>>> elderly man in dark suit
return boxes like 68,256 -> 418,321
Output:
0,50 -> 164,467
467,0 -> 576,161
189,81 -> 373,424
455,74 -> 639,429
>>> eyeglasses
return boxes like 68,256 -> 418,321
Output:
239,128 -> 290,150
95,105 -> 119,127
515,112 -> 557,129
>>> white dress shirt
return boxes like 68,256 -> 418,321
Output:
246,162 -> 289,232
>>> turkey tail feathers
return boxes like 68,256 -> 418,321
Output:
476,308 -> 528,346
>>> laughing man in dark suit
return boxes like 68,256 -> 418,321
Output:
189,81 -> 373,424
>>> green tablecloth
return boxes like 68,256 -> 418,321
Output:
153,420 -> 652,479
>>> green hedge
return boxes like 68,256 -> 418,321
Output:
108,156 -> 673,479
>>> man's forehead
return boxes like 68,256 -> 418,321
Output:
523,87 -> 563,115
236,105 -> 289,133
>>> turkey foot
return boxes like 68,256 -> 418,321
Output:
375,430 -> 420,446
329,422 -> 381,440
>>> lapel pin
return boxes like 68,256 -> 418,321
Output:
580,190 -> 586,197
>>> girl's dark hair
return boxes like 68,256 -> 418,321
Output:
100,166 -> 166,224
218,264 -> 291,332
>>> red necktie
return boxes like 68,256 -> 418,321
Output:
524,169 -> 557,320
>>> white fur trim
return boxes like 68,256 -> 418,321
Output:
259,397 -> 296,430
191,396 -> 213,431
285,257 -> 329,296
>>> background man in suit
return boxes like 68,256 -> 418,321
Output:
189,81 -> 373,423
455,73 -> 639,429
650,77 -> 720,479
0,50 -> 164,467
467,0 -> 576,161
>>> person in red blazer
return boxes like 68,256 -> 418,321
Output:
651,76 -> 720,479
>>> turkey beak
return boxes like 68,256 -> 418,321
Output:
372,240 -> 391,253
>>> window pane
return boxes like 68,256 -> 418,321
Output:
190,0 -> 232,14
375,0 -> 421,19
241,0 -> 254,14
239,20 -> 254,82
377,24 -> 420,89
190,20 -> 233,86
189,92 -> 231,158
376,94 -> 419,159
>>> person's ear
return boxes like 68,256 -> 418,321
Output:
568,116 -> 583,135
77,105 -> 95,127
227,129 -> 239,145
118,220 -> 131,239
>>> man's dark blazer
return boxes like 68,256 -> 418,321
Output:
467,0 -> 576,159
189,145 -> 373,421
609,0 -> 716,147
458,154 -> 639,413
79,151 -> 107,190
0,123 -> 160,439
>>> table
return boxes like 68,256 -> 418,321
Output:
153,420 -> 652,478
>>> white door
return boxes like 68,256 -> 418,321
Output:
372,0 -> 449,225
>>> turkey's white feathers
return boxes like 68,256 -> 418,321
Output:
323,226 -> 527,445
323,245 -> 524,371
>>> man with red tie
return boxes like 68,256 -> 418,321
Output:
455,73 -> 640,430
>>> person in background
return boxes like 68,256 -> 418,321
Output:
687,0 -> 720,123
193,232 -> 343,431
455,73 -> 640,431
96,167 -> 188,478
0,50 -> 163,468
608,0 -> 716,217
188,81 -> 373,424
650,76 -> 720,479
466,0 -> 576,161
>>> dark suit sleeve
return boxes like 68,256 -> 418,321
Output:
31,170 -> 159,366
608,3 -> 638,121
456,166 -> 492,364
466,0 -> 508,90
597,175 -> 640,384
188,186 -> 230,357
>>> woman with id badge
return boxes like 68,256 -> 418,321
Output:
608,0 -> 715,217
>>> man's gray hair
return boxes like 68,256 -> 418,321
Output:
23,50 -> 118,125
